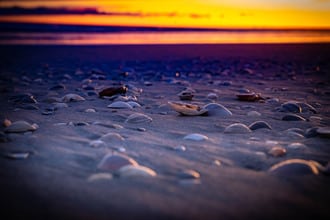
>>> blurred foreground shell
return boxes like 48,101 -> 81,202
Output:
168,101 -> 208,116
248,121 -> 272,130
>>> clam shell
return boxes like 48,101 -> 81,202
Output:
116,165 -> 157,177
268,159 -> 320,175
125,113 -> 152,123
87,173 -> 113,182
61,93 -> 85,102
202,103 -> 232,117
279,101 -> 302,113
97,153 -> 138,172
282,114 -> 306,121
107,101 -> 132,109
183,133 -> 208,141
224,123 -> 251,134
168,101 -> 208,116
248,121 -> 272,130
4,121 -> 38,133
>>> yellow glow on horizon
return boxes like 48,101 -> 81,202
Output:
0,0 -> 329,29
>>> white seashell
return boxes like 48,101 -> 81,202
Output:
116,165 -> 157,177
125,113 -> 152,123
127,101 -> 141,108
183,133 -> 208,141
202,103 -> 232,117
224,123 -> 251,134
5,121 -> 38,133
61,93 -> 85,102
168,101 -> 208,116
107,101 -> 132,109
87,173 -> 113,182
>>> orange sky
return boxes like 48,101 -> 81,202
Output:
0,0 -> 329,29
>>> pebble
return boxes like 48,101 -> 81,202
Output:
116,165 -> 157,177
97,153 -> 138,172
137,127 -> 146,132
178,169 -> 200,179
178,90 -> 194,101
268,146 -> 286,157
107,101 -> 132,109
87,173 -> 113,182
304,127 -> 319,138
202,103 -> 232,117
224,123 -> 251,134
61,93 -> 85,102
213,160 -> 221,166
282,114 -> 306,121
125,113 -> 152,123
4,121 -> 38,133
236,93 -> 263,102
183,133 -> 208,141
268,159 -> 320,175
248,121 -> 272,130
247,111 -> 261,117
168,101 -> 208,116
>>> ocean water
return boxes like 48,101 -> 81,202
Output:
0,30 -> 329,45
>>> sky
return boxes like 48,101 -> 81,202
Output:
0,0 -> 329,29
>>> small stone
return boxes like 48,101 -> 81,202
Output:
213,160 -> 221,166
4,121 -> 38,133
178,169 -> 200,179
224,123 -> 251,134
268,146 -> 286,157
248,121 -> 272,130
236,93 -> 263,102
87,173 -> 113,182
108,101 -> 132,109
137,127 -> 146,132
247,111 -> 261,117
268,159 -> 320,175
183,133 -> 208,141
282,114 -> 306,121
178,90 -> 194,101
116,165 -> 157,177
61,93 -> 85,102
125,113 -> 152,123
97,153 -> 138,172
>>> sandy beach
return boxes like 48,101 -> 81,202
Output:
1,44 -> 330,220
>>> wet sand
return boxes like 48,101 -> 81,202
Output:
0,44 -> 330,220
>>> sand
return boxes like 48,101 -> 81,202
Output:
0,44 -> 330,220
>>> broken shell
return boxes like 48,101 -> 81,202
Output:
224,123 -> 251,134
249,121 -> 272,130
168,101 -> 208,116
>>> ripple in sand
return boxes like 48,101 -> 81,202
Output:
202,103 -> 232,117
268,146 -> 286,157
61,93 -> 85,102
4,121 -> 38,133
87,173 -> 113,182
224,123 -> 251,134
97,153 -> 138,172
125,113 -> 152,123
116,165 -> 157,177
282,114 -> 306,121
168,101 -> 208,116
108,101 -> 132,109
183,133 -> 208,141
268,159 -> 320,176
249,121 -> 272,131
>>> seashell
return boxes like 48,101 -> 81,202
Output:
268,159 -> 320,175
61,93 -> 85,102
202,103 -> 232,117
247,111 -> 261,117
99,86 -> 127,97
127,101 -> 141,108
87,173 -> 113,182
304,127 -> 319,138
97,153 -> 138,172
4,152 -> 30,160
183,133 -> 208,141
285,128 -> 305,135
282,114 -> 306,121
174,145 -> 186,151
89,140 -> 107,148
316,127 -> 330,138
168,101 -> 208,116
287,142 -> 307,150
178,90 -> 194,101
207,93 -> 218,100
296,102 -> 317,113
178,169 -> 200,179
236,93 -> 263,102
9,93 -> 37,104
116,165 -> 157,177
4,121 -> 38,133
84,108 -> 96,113
248,121 -> 272,130
100,132 -> 125,143
268,146 -> 286,157
278,101 -> 302,113
224,123 -> 251,134
285,131 -> 305,139
107,101 -> 132,109
124,113 -> 152,124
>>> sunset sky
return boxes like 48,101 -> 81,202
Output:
0,0 -> 329,29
